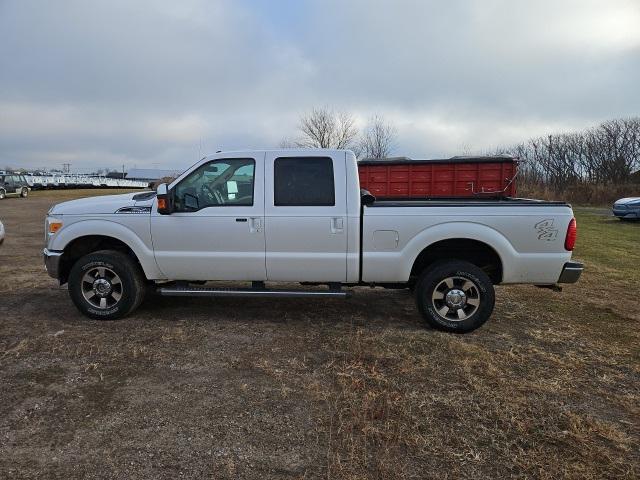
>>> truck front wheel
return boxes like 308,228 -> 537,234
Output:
68,250 -> 146,320
415,260 -> 495,333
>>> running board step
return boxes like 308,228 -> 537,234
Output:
157,286 -> 351,298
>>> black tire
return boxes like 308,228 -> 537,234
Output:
0,189 -> 5,200
68,250 -> 147,320
20,187 -> 28,198
415,260 -> 495,333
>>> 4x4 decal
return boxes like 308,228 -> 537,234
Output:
534,219 -> 558,241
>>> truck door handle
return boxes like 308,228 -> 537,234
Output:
235,218 -> 248,222
330,217 -> 344,234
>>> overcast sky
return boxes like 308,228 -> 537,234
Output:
1,0 -> 639,172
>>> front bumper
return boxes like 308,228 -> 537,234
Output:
613,208 -> 639,219
43,248 -> 63,280
557,261 -> 583,284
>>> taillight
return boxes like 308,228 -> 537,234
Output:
565,218 -> 577,251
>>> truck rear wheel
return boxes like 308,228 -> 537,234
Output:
68,250 -> 146,320
415,260 -> 495,333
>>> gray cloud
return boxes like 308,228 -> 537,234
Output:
1,0 -> 638,170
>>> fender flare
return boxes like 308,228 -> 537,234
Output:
401,221 -> 518,280
50,219 -> 164,279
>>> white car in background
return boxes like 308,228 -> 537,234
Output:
612,197 -> 640,220
0,219 -> 4,246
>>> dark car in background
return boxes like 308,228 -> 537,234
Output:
612,197 -> 640,220
0,173 -> 30,199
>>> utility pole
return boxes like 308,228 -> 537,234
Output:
122,164 -> 125,178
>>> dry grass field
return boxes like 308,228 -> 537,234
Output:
0,190 -> 638,479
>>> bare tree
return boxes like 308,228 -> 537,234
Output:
502,116 -> 640,191
293,107 -> 358,149
357,115 -> 397,159
278,138 -> 296,149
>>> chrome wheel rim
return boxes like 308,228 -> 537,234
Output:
431,276 -> 480,321
81,267 -> 123,309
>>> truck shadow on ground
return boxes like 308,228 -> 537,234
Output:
135,288 -> 425,331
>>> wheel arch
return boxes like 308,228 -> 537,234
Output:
51,220 -> 163,283
394,221 -> 517,285
57,235 -> 140,284
410,238 -> 504,284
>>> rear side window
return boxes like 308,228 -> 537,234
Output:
274,157 -> 335,206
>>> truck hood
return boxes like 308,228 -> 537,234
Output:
49,191 -> 156,215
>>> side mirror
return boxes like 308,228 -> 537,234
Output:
156,183 -> 173,215
360,188 -> 376,206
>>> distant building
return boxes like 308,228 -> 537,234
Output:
125,168 -> 182,182
106,172 -> 126,179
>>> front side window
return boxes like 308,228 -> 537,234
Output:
173,158 -> 255,211
274,157 -> 335,206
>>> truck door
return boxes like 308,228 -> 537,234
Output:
264,152 -> 348,282
150,154 -> 266,281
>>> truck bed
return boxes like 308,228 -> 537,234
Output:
361,196 -> 574,285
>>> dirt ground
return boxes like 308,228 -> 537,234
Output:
1,190 -> 638,479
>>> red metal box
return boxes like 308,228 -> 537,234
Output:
358,155 -> 518,199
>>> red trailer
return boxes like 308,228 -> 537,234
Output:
358,155 -> 519,199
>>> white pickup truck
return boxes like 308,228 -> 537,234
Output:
44,149 -> 582,333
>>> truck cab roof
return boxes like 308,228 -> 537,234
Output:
201,149 -> 354,161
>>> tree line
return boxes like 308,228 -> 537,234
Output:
500,118 -> 640,189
